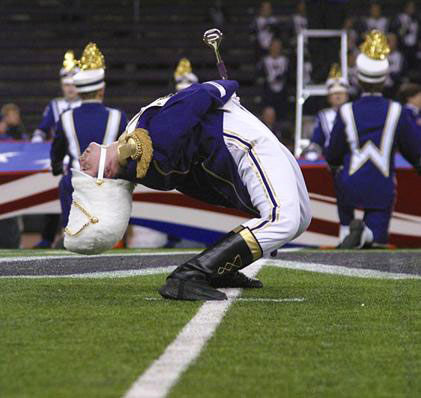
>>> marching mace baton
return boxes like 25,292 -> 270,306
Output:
203,28 -> 228,80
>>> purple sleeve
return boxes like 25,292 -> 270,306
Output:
50,119 -> 67,176
118,111 -> 128,138
310,114 -> 326,148
200,80 -> 240,105
38,102 -> 55,133
325,111 -> 348,166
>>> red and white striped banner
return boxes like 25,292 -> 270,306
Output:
1,166 -> 420,247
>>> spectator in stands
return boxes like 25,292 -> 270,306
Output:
347,50 -> 359,97
365,2 -> 388,33
261,106 -> 282,141
344,17 -> 359,54
304,64 -> 349,160
258,38 -> 289,118
208,0 -> 226,29
252,1 -> 279,56
0,105 -> 25,247
32,50 -> 81,143
305,0 -> 348,83
0,104 -> 27,141
292,1 -> 308,38
391,1 -> 419,72
287,1 -> 308,54
384,33 -> 404,98
399,83 -> 421,133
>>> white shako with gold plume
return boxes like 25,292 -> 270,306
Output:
60,50 -> 79,84
356,30 -> 390,84
73,43 -> 106,93
174,58 -> 199,91
326,63 -> 349,95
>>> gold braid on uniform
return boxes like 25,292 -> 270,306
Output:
117,128 -> 153,179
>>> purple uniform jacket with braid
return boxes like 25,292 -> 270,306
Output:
122,80 -> 259,216
326,95 -> 421,209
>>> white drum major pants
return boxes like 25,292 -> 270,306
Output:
222,98 -> 311,254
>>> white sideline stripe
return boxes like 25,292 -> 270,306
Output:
3,256 -> 419,281
123,261 -> 264,398
0,250 -> 200,263
263,259 -> 421,280
0,266 -> 177,279
145,297 -> 305,303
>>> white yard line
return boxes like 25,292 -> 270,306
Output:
123,261 -> 264,398
236,297 -> 304,302
0,250 -> 200,264
0,266 -> 177,279
144,296 -> 305,303
263,259 -> 421,279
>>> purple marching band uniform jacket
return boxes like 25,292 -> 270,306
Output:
325,94 -> 421,210
310,107 -> 338,151
121,80 -> 259,217
33,97 -> 82,141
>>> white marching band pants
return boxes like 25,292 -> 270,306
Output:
222,98 -> 312,255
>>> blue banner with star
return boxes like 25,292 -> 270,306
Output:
0,142 -> 51,172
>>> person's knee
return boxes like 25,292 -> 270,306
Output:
281,214 -> 301,242
301,204 -> 312,232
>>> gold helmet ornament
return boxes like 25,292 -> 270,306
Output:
356,30 -> 390,84
72,43 -> 106,93
174,58 -> 198,92
60,50 -> 79,84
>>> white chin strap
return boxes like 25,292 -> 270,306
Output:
96,145 -> 107,185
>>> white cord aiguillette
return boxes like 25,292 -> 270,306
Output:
96,145 -> 107,185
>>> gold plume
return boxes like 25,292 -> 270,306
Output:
360,30 -> 390,60
78,43 -> 105,71
174,58 -> 192,79
62,50 -> 77,72
328,63 -> 342,79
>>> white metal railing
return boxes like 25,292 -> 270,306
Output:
294,29 -> 348,157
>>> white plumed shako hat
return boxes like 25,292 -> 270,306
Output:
64,145 -> 134,255
73,43 -> 106,93
356,30 -> 390,84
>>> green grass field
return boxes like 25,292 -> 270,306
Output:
1,262 -> 420,398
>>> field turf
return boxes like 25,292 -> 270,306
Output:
1,253 -> 420,398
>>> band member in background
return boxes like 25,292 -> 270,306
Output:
326,31 -> 421,249
398,83 -> 421,134
32,51 -> 81,143
32,51 -> 81,249
51,43 -> 127,228
174,58 -> 198,92
305,64 -> 349,160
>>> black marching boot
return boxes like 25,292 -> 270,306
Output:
159,227 -> 262,301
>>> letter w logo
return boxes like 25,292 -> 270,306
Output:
341,102 -> 401,177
